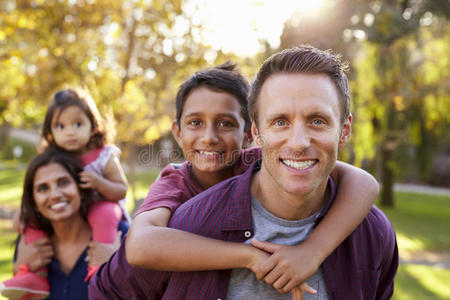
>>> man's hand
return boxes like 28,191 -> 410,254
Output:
250,239 -> 319,296
87,232 -> 122,266
79,170 -> 103,190
15,236 -> 54,273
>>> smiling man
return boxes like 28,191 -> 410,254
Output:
89,46 -> 398,300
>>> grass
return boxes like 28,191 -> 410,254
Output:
0,161 -> 449,299
394,264 -> 450,300
379,192 -> 450,253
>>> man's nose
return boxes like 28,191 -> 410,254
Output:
200,124 -> 219,145
288,123 -> 311,152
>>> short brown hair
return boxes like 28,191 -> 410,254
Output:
176,61 -> 250,131
248,45 -> 350,125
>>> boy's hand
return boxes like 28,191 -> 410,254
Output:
79,170 -> 103,190
250,239 -> 319,295
15,236 -> 54,273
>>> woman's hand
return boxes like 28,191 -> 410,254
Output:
14,236 -> 54,274
87,231 -> 122,266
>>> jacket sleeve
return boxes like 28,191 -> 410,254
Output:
375,214 -> 399,300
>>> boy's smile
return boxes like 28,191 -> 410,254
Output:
172,87 -> 248,188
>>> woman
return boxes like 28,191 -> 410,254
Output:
2,148 -> 127,300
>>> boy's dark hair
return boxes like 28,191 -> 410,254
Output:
249,45 -> 351,125
20,148 -> 92,235
42,88 -> 115,151
175,61 -> 251,131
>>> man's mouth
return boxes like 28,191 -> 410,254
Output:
281,159 -> 317,170
197,150 -> 223,155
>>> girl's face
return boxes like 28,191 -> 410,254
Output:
33,162 -> 82,223
51,105 -> 93,155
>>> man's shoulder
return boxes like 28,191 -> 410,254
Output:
358,205 -> 397,247
366,205 -> 395,232
169,174 -> 246,231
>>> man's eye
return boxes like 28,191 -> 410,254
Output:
274,120 -> 287,126
188,120 -> 201,126
312,119 -> 325,125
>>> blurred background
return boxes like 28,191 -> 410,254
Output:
0,0 -> 449,299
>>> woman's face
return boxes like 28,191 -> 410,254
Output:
33,162 -> 82,222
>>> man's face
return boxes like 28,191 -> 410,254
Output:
252,73 -> 351,198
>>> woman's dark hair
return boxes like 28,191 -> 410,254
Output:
175,61 -> 251,131
41,88 -> 115,151
20,148 -> 92,235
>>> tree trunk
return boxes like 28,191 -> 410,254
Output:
380,145 -> 394,207
125,143 -> 138,210
380,103 -> 397,207
0,123 -> 12,159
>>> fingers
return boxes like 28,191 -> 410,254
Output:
291,287 -> 303,300
253,254 -> 277,280
272,273 -> 291,292
299,282 -> 317,295
250,238 -> 280,254
33,237 -> 52,246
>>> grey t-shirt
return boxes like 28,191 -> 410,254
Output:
226,195 -> 329,300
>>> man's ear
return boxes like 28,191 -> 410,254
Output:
171,121 -> 183,148
338,114 -> 352,149
251,122 -> 264,147
242,128 -> 254,148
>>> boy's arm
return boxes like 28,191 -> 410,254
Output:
251,161 -> 379,293
126,208 -> 268,271
79,155 -> 128,201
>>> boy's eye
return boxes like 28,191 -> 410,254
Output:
187,119 -> 202,127
218,120 -> 235,128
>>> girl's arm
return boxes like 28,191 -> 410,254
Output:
79,155 -> 128,201
126,208 -> 268,271
250,160 -> 379,293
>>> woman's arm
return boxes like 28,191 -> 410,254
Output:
79,156 -> 128,201
250,160 -> 379,293
126,208 -> 268,271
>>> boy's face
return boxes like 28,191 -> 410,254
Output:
172,87 -> 248,178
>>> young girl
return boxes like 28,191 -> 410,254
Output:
1,88 -> 127,299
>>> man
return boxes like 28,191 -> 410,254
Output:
89,46 -> 398,300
